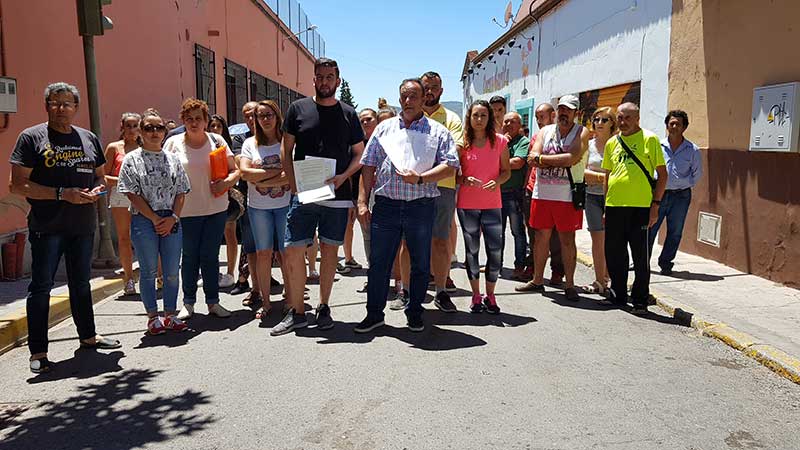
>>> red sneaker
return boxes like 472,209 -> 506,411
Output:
163,315 -> 188,332
147,316 -> 166,335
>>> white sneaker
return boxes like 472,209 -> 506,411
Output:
208,303 -> 231,318
219,273 -> 236,288
177,304 -> 194,320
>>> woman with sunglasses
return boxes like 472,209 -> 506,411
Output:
104,112 -> 141,295
582,107 -> 617,295
238,100 -> 291,319
117,109 -> 191,334
165,98 -> 240,320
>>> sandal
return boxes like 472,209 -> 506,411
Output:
79,336 -> 122,350
255,307 -> 271,320
581,281 -> 608,296
30,357 -> 54,374
242,290 -> 261,306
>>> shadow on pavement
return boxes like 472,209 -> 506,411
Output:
295,321 -> 488,351
652,270 -> 729,282
6,369 -> 214,450
25,349 -> 126,385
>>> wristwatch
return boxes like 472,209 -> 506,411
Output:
417,175 -> 423,185
171,213 -> 180,222
652,199 -> 662,205
56,187 -> 63,201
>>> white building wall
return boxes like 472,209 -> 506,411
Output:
464,0 -> 672,133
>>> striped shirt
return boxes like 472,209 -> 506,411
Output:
361,115 -> 459,201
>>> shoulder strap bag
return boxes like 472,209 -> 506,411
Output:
616,135 -> 655,190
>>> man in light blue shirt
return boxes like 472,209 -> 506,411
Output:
648,110 -> 703,275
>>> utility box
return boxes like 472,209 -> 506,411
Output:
750,82 -> 800,152
0,77 -> 17,113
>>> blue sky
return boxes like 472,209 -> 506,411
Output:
298,0 -> 517,109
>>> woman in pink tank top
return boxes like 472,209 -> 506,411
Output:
104,112 -> 142,295
456,100 -> 510,314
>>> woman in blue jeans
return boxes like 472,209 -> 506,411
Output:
118,109 -> 191,334
239,100 -> 291,319
164,98 -> 240,320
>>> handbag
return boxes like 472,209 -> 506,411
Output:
565,166 -> 586,210
616,136 -> 655,190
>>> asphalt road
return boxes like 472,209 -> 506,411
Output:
1,228 -> 799,450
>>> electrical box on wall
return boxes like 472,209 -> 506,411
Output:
750,82 -> 800,152
0,77 -> 17,113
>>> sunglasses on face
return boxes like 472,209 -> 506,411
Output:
143,124 -> 166,133
593,117 -> 610,124
257,112 -> 276,120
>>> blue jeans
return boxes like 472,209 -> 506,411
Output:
26,232 -> 95,355
501,189 -> 527,268
131,211 -> 183,313
181,211 -> 227,305
366,196 -> 434,321
648,188 -> 692,271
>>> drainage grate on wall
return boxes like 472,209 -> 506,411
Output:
697,211 -> 722,247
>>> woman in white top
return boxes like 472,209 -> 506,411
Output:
163,98 -> 240,320
239,100 -> 291,319
583,106 -> 617,295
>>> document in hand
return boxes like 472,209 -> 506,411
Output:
294,156 -> 337,204
378,130 -> 436,173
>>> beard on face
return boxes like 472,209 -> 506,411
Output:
424,93 -> 441,107
315,86 -> 335,99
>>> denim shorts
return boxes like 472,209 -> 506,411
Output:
432,187 -> 456,240
284,195 -> 349,247
248,205 -> 289,252
585,193 -> 606,232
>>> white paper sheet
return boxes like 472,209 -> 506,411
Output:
378,130 -> 436,173
294,156 -> 337,204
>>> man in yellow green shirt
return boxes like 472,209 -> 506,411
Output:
601,102 -> 667,315
421,71 -> 463,312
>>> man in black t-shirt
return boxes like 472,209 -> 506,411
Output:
9,82 -> 121,374
272,58 -> 365,336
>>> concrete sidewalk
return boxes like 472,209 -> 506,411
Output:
575,230 -> 800,383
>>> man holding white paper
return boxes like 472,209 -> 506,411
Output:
273,58 -> 365,336
354,78 -> 459,334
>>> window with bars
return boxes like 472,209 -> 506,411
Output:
194,44 -> 216,114
250,71 -> 268,101
225,59 -> 249,125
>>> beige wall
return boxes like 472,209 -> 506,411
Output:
668,0 -> 800,286
0,0 -> 316,237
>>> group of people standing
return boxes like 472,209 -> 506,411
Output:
9,57 -> 701,374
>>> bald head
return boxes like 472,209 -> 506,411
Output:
535,103 -> 555,129
502,111 -> 523,137
616,102 -> 641,136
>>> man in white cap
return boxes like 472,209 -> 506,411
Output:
527,94 -> 589,301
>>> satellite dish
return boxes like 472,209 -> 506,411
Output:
503,1 -> 513,25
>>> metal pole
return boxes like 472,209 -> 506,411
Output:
82,34 -> 118,268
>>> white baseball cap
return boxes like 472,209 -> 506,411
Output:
558,94 -> 580,110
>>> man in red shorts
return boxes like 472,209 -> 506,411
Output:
527,95 -> 589,300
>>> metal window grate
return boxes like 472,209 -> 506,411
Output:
194,44 -> 216,114
250,71 -> 268,101
225,59 -> 249,125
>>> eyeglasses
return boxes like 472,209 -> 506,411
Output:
593,117 -> 610,124
142,124 -> 167,133
257,112 -> 276,120
47,100 -> 77,110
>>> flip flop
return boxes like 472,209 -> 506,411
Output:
80,336 -> 122,350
